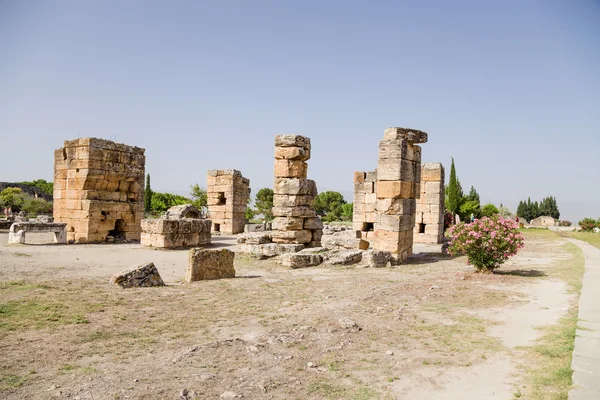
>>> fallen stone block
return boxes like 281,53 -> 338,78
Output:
187,249 -> 236,282
322,231 -> 369,250
362,250 -> 392,268
110,262 -> 165,288
237,232 -> 273,245
329,250 -> 363,266
237,243 -> 305,258
280,253 -> 324,268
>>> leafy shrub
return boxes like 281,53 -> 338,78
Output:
578,218 -> 597,232
444,211 -> 454,229
558,220 -> 572,227
255,188 -> 274,222
150,192 -> 192,214
447,216 -> 525,273
480,203 -> 499,218
21,198 -> 52,216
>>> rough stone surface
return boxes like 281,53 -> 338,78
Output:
272,135 -> 322,246
237,232 -> 272,245
165,204 -> 200,220
328,250 -> 363,265
207,169 -> 250,234
237,243 -> 304,258
280,253 -> 324,268
53,138 -> 145,243
109,262 -> 165,288
141,205 -> 211,248
339,318 -> 361,332
187,249 -> 235,282
353,127 -> 428,264
530,216 -> 556,227
414,162 -> 445,244
322,230 -> 369,250
362,250 -> 392,268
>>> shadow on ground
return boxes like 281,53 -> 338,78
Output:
494,269 -> 547,278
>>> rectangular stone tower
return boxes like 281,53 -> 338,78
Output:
370,127 -> 427,263
414,162 -> 445,244
206,169 -> 250,234
271,135 -> 323,247
53,138 -> 145,243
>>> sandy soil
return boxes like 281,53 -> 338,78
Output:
0,230 -> 576,399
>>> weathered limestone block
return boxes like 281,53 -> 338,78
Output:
362,250 -> 392,268
280,253 -> 324,268
271,206 -> 316,218
237,243 -> 304,258
321,231 -> 369,250
274,146 -> 310,161
187,249 -> 235,282
165,204 -> 200,219
271,229 -> 313,244
275,135 -> 311,149
274,160 -> 307,178
328,250 -> 363,266
304,217 -> 323,230
237,232 -> 272,245
383,127 -> 428,143
273,178 -> 317,196
8,222 -> 67,244
206,169 -> 250,234
414,162 -> 445,244
273,194 -> 315,207
272,217 -> 305,231
109,262 -> 165,288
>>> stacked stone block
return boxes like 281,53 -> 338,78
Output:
271,135 -> 322,247
141,205 -> 211,248
352,171 -> 377,234
365,127 -> 428,263
53,138 -> 145,243
414,162 -> 445,244
206,170 -> 250,234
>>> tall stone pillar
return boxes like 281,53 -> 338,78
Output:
414,162 -> 445,244
271,135 -> 322,247
371,127 -> 428,263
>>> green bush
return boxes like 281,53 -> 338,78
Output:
150,192 -> 192,214
21,198 -> 52,216
578,218 -> 597,232
481,203 -> 499,218
255,188 -> 274,222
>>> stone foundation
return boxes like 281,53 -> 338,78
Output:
141,205 -> 211,248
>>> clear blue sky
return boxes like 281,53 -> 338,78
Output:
1,0 -> 598,222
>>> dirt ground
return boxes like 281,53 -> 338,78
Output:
0,230 -> 578,399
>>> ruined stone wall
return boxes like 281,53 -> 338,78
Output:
141,205 -> 211,248
53,138 -> 145,243
206,170 -> 250,234
414,162 -> 445,244
365,127 -> 427,263
352,171 -> 377,233
271,135 -> 323,247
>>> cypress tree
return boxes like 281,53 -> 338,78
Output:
144,173 -> 153,213
446,157 -> 463,219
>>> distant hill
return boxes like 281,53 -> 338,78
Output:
0,182 -> 53,202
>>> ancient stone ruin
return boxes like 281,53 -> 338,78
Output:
141,204 -> 211,248
206,170 -> 250,235
109,262 -> 165,288
272,135 -> 323,247
187,248 -> 235,282
354,127 -> 428,263
53,138 -> 145,243
414,162 -> 445,244
8,222 -> 67,245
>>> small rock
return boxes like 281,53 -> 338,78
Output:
429,285 -> 441,290
180,388 -> 189,397
198,373 -> 215,381
339,318 -> 361,332
386,350 -> 394,355
307,362 -> 315,368
246,345 -> 259,352
109,262 -> 165,288
133,379 -> 139,382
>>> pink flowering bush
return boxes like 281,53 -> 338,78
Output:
447,216 -> 525,273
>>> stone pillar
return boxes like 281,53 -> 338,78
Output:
206,170 -> 250,235
414,162 -> 445,244
53,138 -> 145,243
353,171 -> 377,236
271,135 -> 322,247
371,127 -> 428,263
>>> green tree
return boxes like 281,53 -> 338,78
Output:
459,200 -> 480,221
0,187 -> 26,212
21,197 -> 53,216
144,174 -> 153,213
516,201 -> 527,220
255,188 -> 274,222
446,157 -> 463,219
498,203 -> 512,218
340,203 -> 354,222
150,192 -> 192,213
481,203 -> 499,217
466,186 -> 480,203
189,183 -> 207,210
531,201 -> 540,220
314,191 -> 346,221
20,179 -> 54,196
